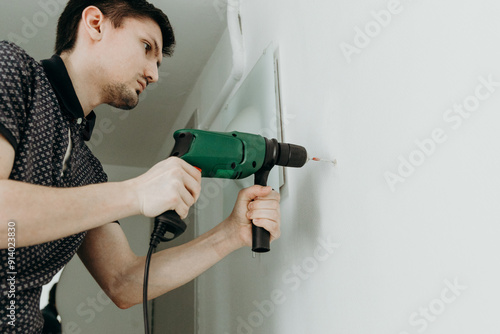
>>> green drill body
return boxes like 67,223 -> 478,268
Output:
171,129 -> 267,179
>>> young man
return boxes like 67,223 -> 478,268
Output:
0,1 -> 281,332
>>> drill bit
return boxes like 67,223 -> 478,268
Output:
308,156 -> 337,166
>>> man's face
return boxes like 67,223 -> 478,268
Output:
96,17 -> 163,110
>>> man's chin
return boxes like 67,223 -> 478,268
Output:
109,97 -> 139,110
103,83 -> 140,110
115,103 -> 138,111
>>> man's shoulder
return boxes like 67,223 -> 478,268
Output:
0,41 -> 40,72
1,40 -> 30,58
0,41 -> 50,97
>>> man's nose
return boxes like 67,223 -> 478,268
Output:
145,62 -> 159,84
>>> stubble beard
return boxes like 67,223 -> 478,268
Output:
104,82 -> 139,110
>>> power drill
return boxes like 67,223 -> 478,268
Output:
143,129 -> 310,334
151,128 -> 308,252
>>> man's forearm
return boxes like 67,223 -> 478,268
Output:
113,220 -> 242,309
0,179 -> 139,248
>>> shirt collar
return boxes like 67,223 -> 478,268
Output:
40,55 -> 96,141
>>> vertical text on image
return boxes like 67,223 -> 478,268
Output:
6,221 -> 17,327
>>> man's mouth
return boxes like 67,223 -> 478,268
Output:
137,80 -> 147,93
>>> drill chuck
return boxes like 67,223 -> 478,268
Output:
277,143 -> 308,168
261,138 -> 308,170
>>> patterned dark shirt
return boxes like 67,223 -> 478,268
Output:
0,41 -> 108,333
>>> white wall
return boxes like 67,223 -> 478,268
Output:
184,0 -> 500,333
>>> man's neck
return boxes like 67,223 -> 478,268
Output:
59,52 -> 101,117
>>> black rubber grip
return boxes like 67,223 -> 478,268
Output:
252,224 -> 270,252
152,210 -> 187,246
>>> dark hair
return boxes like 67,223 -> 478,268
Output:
55,0 -> 175,56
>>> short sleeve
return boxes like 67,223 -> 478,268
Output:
0,41 -> 33,151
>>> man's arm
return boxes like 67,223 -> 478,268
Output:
0,134 -> 15,179
0,134 -> 202,249
77,185 -> 280,309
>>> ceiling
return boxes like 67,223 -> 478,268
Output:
0,0 -> 227,168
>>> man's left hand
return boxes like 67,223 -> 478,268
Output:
223,185 -> 281,249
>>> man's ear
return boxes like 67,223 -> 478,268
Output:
81,6 -> 105,41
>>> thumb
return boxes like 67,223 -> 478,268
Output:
237,185 -> 273,202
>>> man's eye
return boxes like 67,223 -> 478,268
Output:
144,42 -> 151,52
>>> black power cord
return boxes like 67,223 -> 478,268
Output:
143,244 -> 155,334
143,212 -> 187,334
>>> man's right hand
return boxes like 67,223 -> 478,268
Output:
129,157 -> 202,219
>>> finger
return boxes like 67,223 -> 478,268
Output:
165,157 -> 201,199
165,181 -> 190,219
174,201 -> 189,219
170,157 -> 202,182
248,198 -> 280,211
247,208 -> 280,222
182,172 -> 202,202
253,192 -> 280,205
237,185 -> 273,203
252,218 -> 281,241
175,182 -> 194,219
